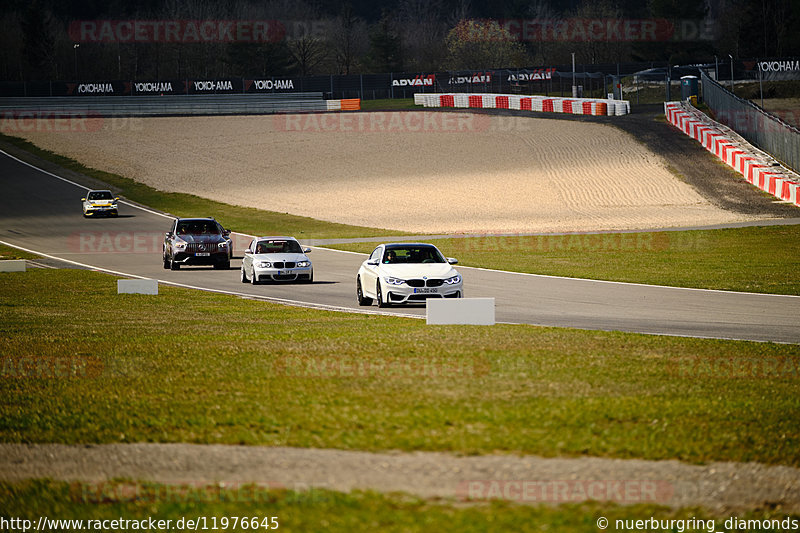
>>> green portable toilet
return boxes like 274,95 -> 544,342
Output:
681,75 -> 699,102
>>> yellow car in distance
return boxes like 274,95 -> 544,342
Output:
81,190 -> 119,217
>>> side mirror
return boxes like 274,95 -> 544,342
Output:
165,232 -> 172,238
222,229 -> 231,236
366,259 -> 379,266
81,198 -> 86,202
303,247 -> 311,253
114,197 -> 119,201
447,258 -> 458,264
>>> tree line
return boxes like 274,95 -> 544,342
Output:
2,0 -> 798,82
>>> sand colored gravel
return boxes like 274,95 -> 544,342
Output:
4,112 -> 765,233
3,444 -> 799,512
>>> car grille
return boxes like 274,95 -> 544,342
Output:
407,279 -> 444,287
272,262 -> 296,269
186,243 -> 218,253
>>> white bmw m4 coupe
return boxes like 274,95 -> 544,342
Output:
356,243 -> 462,307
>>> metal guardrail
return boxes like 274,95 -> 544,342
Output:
701,70 -> 800,173
0,93 -> 328,117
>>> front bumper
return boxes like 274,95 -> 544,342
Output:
254,266 -> 312,282
385,284 -> 463,304
84,204 -> 117,215
172,251 -> 229,266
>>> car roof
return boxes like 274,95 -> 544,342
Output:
176,217 -> 217,222
383,243 -> 439,248
256,236 -> 298,241
87,189 -> 112,193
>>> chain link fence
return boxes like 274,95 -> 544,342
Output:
701,69 -> 800,173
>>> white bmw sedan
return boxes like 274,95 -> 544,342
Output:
357,243 -> 463,307
241,236 -> 313,284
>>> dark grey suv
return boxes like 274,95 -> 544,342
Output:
163,218 -> 232,270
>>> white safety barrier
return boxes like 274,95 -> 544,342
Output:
454,93 -> 469,108
0,260 -> 26,272
117,278 -> 158,295
664,102 -> 800,206
665,101 -> 800,207
414,93 -> 629,116
426,298 -> 496,326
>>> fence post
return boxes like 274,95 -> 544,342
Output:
665,67 -> 671,101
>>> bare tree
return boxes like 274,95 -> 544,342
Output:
444,19 -> 527,70
327,4 -> 368,75
569,0 -> 632,65
289,35 -> 328,75
395,0 -> 450,71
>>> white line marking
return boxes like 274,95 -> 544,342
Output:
456,264 -> 800,299
320,245 -> 800,300
3,149 -> 797,300
0,149 -> 172,219
0,239 -> 422,320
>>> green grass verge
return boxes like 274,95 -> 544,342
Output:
360,98 -> 418,110
3,480 -> 796,532
326,225 -> 800,295
0,243 -> 39,261
0,133 -> 407,240
2,268 -> 799,465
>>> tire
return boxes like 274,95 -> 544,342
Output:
163,255 -> 170,269
170,255 -> 180,270
377,281 -> 390,308
250,268 -> 259,285
357,277 -> 373,306
240,266 -> 249,283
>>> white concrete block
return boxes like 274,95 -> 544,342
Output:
117,278 -> 158,295
426,298 -> 495,325
0,260 -> 26,272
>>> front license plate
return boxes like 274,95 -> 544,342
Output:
414,288 -> 438,293
195,252 -> 210,256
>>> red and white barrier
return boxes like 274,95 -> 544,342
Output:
665,101 -> 800,207
414,93 -> 629,117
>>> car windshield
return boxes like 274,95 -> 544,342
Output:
176,221 -> 220,235
255,240 -> 302,254
87,191 -> 113,200
383,246 -> 445,264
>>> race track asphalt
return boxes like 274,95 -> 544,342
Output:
2,150 -> 799,343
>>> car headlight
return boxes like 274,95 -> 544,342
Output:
384,276 -> 406,285
217,242 -> 227,249
257,261 -> 271,268
443,275 -> 461,285
173,240 -> 187,250
296,261 -> 311,268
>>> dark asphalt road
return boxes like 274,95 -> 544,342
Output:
2,149 -> 799,343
